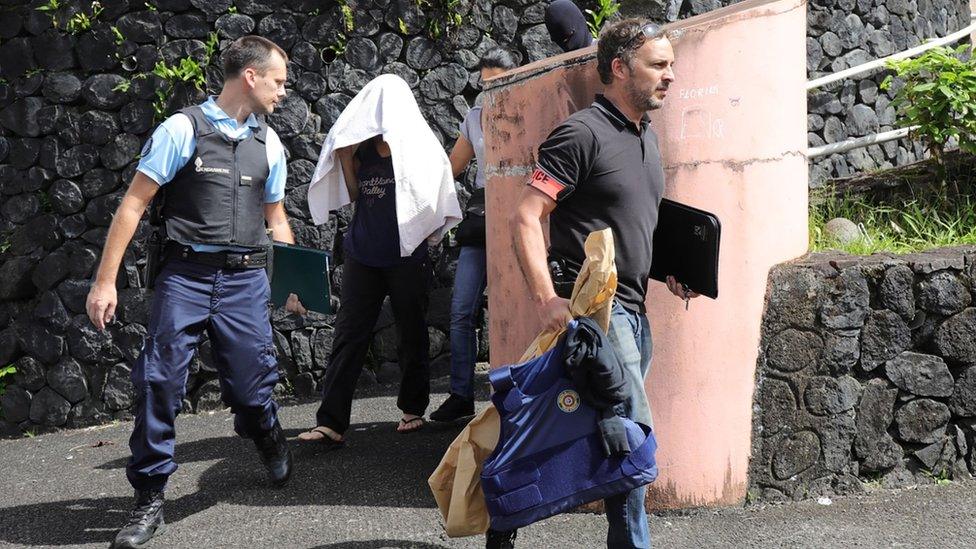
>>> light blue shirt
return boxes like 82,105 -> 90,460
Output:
459,106 -> 486,189
137,96 -> 287,252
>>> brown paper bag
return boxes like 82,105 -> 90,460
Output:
428,229 -> 617,537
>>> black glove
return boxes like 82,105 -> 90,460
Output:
598,410 -> 631,457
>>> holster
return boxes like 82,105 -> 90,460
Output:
265,229 -> 275,282
145,227 -> 167,290
145,187 -> 168,290
548,256 -> 579,300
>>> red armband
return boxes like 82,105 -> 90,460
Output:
529,168 -> 567,201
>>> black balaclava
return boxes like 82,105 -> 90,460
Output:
545,0 -> 595,52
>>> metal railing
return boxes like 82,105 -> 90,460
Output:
806,16 -> 976,159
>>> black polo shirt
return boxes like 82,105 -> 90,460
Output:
530,95 -> 665,313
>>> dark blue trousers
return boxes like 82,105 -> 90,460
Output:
126,259 -> 280,491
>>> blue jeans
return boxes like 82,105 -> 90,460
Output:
448,246 -> 487,400
127,260 -> 279,491
603,300 -> 653,548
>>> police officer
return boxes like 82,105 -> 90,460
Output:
508,19 -> 697,549
86,36 -> 301,549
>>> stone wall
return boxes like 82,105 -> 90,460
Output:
0,0 -> 559,435
1,0 -> 973,436
806,0 -> 971,186
750,249 -> 976,502
621,0 -> 973,187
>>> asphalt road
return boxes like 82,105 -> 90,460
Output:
2,382 -> 975,549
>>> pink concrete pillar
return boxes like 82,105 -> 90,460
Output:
482,0 -> 808,510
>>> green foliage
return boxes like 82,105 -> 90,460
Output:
35,0 -> 62,29
0,364 -> 15,398
35,0 -> 61,11
153,57 -> 205,89
151,87 -> 168,121
37,0 -> 104,33
810,185 -> 976,254
151,32 -> 219,121
585,0 -> 620,38
744,488 -> 760,505
204,31 -> 219,64
414,0 -> 464,40
151,57 -> 204,120
144,1 -> 157,11
35,0 -> 61,23
227,5 -> 237,13
882,45 -> 976,163
861,475 -> 883,490
921,467 -> 952,485
111,25 -> 125,44
112,78 -> 130,93
0,363 -> 15,417
65,1 -> 103,34
338,0 -> 355,33
397,17 -> 409,34
326,33 -> 348,57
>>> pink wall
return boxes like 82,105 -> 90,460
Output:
481,0 -> 808,509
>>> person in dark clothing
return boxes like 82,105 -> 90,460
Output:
85,36 -> 300,549
500,18 -> 699,549
430,48 -> 519,423
298,134 -> 433,445
545,0 -> 596,52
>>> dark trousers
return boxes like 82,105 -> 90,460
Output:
127,259 -> 279,491
316,255 -> 431,434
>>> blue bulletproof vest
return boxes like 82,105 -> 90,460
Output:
481,324 -> 658,531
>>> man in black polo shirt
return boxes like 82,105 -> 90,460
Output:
502,18 -> 697,549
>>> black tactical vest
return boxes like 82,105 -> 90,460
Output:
161,106 -> 271,248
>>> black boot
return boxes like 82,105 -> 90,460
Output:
430,394 -> 476,422
112,489 -> 165,549
486,528 -> 517,549
254,419 -> 293,487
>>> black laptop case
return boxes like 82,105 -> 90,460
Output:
648,198 -> 721,299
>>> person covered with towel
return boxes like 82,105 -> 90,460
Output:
298,74 -> 462,445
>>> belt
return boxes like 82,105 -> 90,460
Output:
166,243 -> 268,269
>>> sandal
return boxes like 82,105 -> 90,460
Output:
396,416 -> 426,434
297,426 -> 346,449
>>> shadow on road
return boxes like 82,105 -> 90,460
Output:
0,417 -> 469,547
310,541 -> 451,549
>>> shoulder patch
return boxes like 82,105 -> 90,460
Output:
140,137 -> 153,157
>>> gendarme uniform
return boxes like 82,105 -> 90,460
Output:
128,97 -> 289,492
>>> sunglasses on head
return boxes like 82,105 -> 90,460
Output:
618,22 -> 664,57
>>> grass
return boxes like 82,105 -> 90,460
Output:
920,467 -> 953,486
809,185 -> 976,255
861,471 -> 884,491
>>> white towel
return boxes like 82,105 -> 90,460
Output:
307,74 -> 462,257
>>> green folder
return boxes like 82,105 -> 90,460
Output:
270,243 -> 332,314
